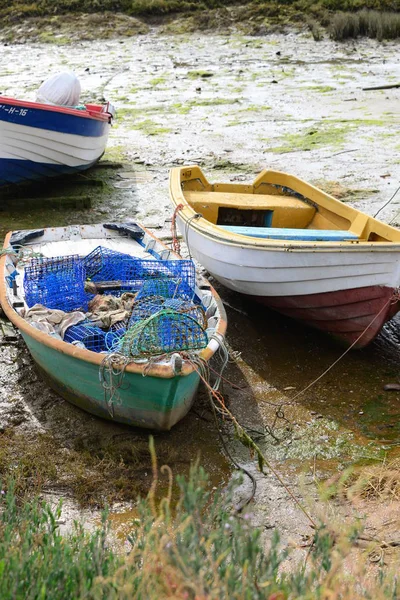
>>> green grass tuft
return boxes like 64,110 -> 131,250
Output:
0,453 -> 399,599
329,9 -> 400,40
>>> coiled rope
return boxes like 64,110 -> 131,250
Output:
0,246 -> 43,262
99,352 -> 131,418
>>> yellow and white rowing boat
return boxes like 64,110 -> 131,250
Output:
169,165 -> 400,348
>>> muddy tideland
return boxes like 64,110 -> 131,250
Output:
1,28 -> 400,560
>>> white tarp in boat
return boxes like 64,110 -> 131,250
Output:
36,72 -> 81,107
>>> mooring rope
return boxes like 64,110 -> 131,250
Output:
95,263 -> 399,526
184,213 -> 202,261
374,184 -> 400,219
185,350 -> 316,526
170,205 -> 203,261
184,350 -> 257,513
280,290 -> 400,408
171,204 -> 184,256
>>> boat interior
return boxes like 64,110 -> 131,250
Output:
175,166 -> 400,243
2,224 -> 223,343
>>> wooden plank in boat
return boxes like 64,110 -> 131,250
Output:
185,190 -> 312,210
185,190 -> 316,229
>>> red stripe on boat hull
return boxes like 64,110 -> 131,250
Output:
250,286 -> 400,348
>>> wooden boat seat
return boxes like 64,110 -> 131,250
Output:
219,225 -> 359,242
185,191 -> 316,228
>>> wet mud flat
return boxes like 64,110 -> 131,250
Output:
1,29 -> 400,558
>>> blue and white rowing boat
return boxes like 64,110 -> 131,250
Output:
0,97 -> 114,187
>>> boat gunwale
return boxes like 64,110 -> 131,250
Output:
169,166 -> 400,252
0,226 -> 227,380
0,96 -> 112,122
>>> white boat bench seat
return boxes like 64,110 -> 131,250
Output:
219,225 -> 359,242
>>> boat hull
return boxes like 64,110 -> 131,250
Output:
0,156 -> 103,187
176,216 -> 400,348
0,99 -> 111,186
22,330 -> 200,431
251,285 -> 399,348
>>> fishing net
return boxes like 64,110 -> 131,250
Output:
23,247 -> 204,357
24,255 -> 89,312
163,298 -> 207,328
105,328 -> 126,352
64,321 -> 107,352
110,319 -> 128,331
103,320 -> 128,351
128,296 -> 165,325
119,309 -> 208,358
102,287 -> 137,297
128,296 -> 206,328
135,278 -> 190,301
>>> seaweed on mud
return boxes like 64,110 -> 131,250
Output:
0,429 -> 188,507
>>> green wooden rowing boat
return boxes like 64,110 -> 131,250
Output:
0,223 -> 227,430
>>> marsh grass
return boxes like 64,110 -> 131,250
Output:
3,1 -> 400,40
0,440 -> 399,599
323,457 -> 400,502
329,9 -> 400,40
0,481 -> 119,600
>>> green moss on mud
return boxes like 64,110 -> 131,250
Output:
211,159 -> 256,172
103,144 -> 129,162
132,119 -> 172,135
267,123 -> 355,153
38,31 -> 70,44
311,179 -> 378,201
149,75 -> 168,86
171,102 -> 192,114
264,117 -> 387,155
274,418 -> 387,462
304,85 -> 336,92
186,70 -> 215,80
190,98 -> 241,107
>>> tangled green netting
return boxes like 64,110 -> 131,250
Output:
119,308 -> 208,358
